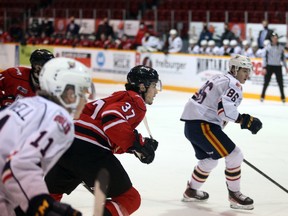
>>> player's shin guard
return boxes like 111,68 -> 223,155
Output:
104,187 -> 141,216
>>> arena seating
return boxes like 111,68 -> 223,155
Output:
1,0 -> 288,37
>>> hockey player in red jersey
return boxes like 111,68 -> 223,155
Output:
0,57 -> 92,216
45,65 -> 161,216
181,55 -> 263,210
0,49 -> 54,109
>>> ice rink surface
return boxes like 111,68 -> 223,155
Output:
62,83 -> 288,216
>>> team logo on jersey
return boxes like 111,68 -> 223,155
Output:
68,61 -> 76,69
54,115 -> 71,134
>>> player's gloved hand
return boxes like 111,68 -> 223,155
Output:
26,194 -> 82,216
130,130 -> 158,164
240,114 -> 263,134
0,95 -> 15,109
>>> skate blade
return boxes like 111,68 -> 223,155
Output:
182,195 -> 208,202
230,202 -> 254,210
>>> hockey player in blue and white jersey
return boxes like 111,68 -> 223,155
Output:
0,57 -> 92,216
180,54 -> 263,210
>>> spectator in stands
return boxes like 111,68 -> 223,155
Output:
61,34 -> 74,46
26,34 -> 42,45
206,40 -> 219,55
41,18 -> 54,37
95,17 -> 115,41
133,22 -> 147,49
250,41 -> 263,58
229,39 -> 242,56
188,38 -> 200,54
29,18 -> 42,38
220,23 -> 236,45
197,23 -> 212,46
79,35 -> 94,47
103,35 -> 116,49
66,16 -> 80,37
241,40 -> 253,57
116,34 -> 133,50
94,33 -> 107,48
199,40 -> 208,54
257,20 -> 273,49
168,29 -> 183,53
137,31 -> 162,52
39,32 -> 52,45
218,39 -> 231,56
53,34 -> 64,45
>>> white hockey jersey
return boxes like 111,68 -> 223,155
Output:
168,36 -> 183,53
181,73 -> 243,128
0,96 -> 74,214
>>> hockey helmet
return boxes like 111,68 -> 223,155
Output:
242,40 -> 249,46
189,38 -> 197,44
251,41 -> 258,47
39,57 -> 92,112
208,40 -> 215,46
271,32 -> 279,38
169,29 -> 177,35
223,39 -> 230,46
230,39 -> 238,47
200,40 -> 207,46
30,49 -> 54,67
229,54 -> 253,75
127,65 -> 161,90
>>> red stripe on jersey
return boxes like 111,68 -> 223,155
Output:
2,170 -> 12,184
217,108 -> 224,115
226,176 -> 241,181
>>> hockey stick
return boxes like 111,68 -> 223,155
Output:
243,159 -> 288,194
143,116 -> 153,139
94,168 -> 110,216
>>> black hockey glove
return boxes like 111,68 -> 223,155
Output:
26,194 -> 82,216
240,114 -> 263,134
130,130 -> 158,164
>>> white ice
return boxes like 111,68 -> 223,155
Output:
62,83 -> 288,216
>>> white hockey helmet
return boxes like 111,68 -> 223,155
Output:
200,40 -> 207,46
230,39 -> 238,46
251,41 -> 258,47
169,29 -> 177,35
189,38 -> 197,44
223,39 -> 230,46
242,40 -> 249,46
229,54 -> 253,76
39,57 -> 92,111
208,40 -> 215,46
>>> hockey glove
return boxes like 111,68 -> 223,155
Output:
240,114 -> 263,134
131,130 -> 158,164
26,194 -> 82,216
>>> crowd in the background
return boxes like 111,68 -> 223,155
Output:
1,17 -> 287,58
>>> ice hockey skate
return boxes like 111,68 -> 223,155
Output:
228,188 -> 254,210
182,182 -> 209,202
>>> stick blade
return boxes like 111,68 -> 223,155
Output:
94,168 -> 110,216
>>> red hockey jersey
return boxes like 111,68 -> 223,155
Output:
0,67 -> 37,108
74,90 -> 146,154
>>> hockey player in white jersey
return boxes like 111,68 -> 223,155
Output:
0,57 -> 92,216
180,54 -> 262,210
